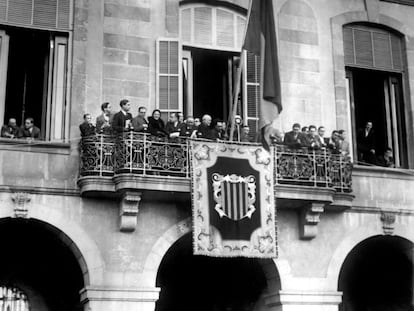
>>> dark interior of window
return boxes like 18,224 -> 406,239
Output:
3,27 -> 50,138
349,67 -> 407,167
191,48 -> 238,121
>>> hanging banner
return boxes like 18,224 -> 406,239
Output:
190,140 -> 277,258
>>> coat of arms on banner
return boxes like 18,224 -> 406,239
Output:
190,140 -> 277,258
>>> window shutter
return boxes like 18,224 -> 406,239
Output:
180,8 -> 191,43
156,38 -> 181,113
194,6 -> 212,46
244,51 -> 260,138
343,25 -> 403,72
354,29 -> 373,67
216,8 -> 234,48
0,0 -> 71,30
343,27 -> 354,64
180,5 -> 246,51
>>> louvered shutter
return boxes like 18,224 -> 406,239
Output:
156,38 -> 181,113
180,5 -> 246,51
244,51 -> 260,139
0,0 -> 71,30
194,6 -> 212,46
216,8 -> 234,48
343,25 -> 403,72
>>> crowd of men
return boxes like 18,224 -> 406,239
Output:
79,99 -> 249,142
77,99 -> 395,168
1,117 -> 41,139
0,99 -> 392,167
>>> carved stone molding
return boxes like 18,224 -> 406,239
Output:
11,192 -> 31,218
380,211 -> 396,235
299,202 -> 325,240
119,191 -> 142,232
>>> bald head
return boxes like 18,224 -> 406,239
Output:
202,114 -> 212,126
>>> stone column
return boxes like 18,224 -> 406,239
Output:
80,286 -> 160,311
265,291 -> 342,311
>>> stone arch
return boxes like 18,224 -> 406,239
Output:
330,10 -> 413,134
143,217 -> 291,291
326,221 -> 414,290
0,202 -> 105,286
277,0 -> 323,130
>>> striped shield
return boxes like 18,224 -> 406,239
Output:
212,173 -> 256,221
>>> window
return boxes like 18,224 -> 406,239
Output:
0,286 -> 29,311
0,0 -> 71,142
343,24 -> 408,168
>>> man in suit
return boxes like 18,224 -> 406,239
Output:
180,116 -> 196,138
79,113 -> 96,137
165,112 -> 181,139
132,106 -> 148,132
111,99 -> 133,134
304,125 -> 321,149
317,126 -> 328,147
19,117 -> 41,139
357,121 -> 376,164
283,123 -> 305,148
96,102 -> 113,134
1,118 -> 19,138
197,114 -> 214,140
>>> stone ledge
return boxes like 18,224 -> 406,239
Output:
265,290 -> 343,306
80,286 -> 160,302
113,173 -> 190,193
78,176 -> 116,196
0,138 -> 71,155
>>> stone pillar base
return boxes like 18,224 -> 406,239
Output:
266,290 -> 342,311
80,286 -> 160,311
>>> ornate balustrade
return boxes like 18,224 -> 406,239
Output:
275,145 -> 352,193
79,134 -> 352,193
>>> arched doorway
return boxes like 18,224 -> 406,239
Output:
156,233 -> 279,311
0,218 -> 85,311
339,235 -> 414,311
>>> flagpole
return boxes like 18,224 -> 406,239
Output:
229,0 -> 253,142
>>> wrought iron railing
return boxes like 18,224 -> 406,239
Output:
79,135 -> 352,192
274,145 -> 352,192
115,132 -> 189,177
80,134 -> 116,176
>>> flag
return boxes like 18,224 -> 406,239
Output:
243,0 -> 282,149
190,140 -> 277,258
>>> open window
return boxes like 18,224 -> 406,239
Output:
343,24 -> 408,168
0,0 -> 71,142
0,27 -> 69,141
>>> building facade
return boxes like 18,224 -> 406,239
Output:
0,0 -> 413,310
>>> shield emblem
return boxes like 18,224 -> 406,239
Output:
212,173 -> 256,221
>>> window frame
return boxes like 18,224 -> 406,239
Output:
0,27 -> 72,142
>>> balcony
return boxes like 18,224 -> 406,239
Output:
77,133 -> 354,236
78,132 -> 352,199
